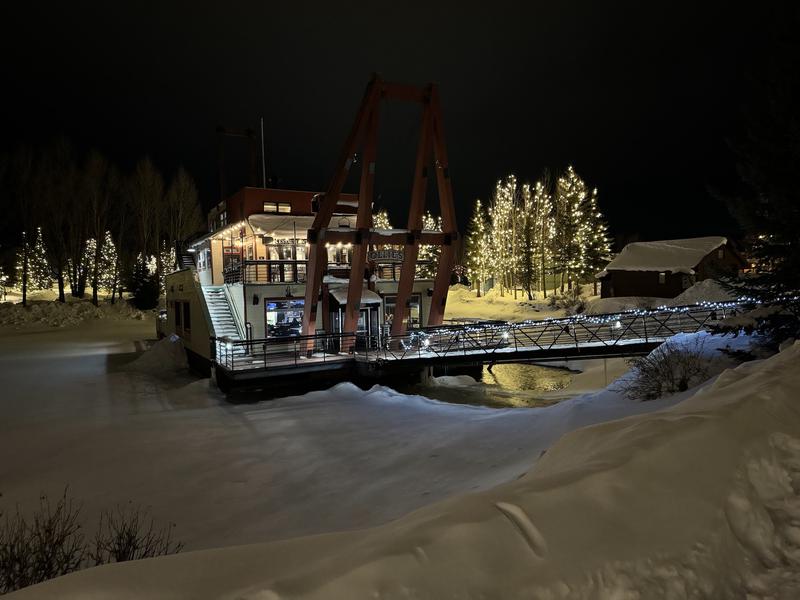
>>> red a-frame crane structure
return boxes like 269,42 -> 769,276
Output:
301,75 -> 458,343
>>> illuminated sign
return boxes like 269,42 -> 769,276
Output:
368,249 -> 404,263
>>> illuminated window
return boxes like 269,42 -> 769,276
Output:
658,272 -> 666,284
263,202 -> 291,214
717,248 -> 724,259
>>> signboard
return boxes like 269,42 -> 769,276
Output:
368,249 -> 404,263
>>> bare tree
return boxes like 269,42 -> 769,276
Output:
165,167 -> 203,263
36,138 -> 77,303
84,151 -> 120,305
128,157 -> 164,271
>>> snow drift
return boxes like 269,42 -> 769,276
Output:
0,299 -> 145,328
12,339 -> 800,598
125,335 -> 188,374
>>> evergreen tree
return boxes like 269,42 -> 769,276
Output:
416,211 -> 442,279
553,166 -> 592,291
465,199 -> 492,296
98,231 -> 119,292
16,227 -> 52,291
580,187 -> 612,293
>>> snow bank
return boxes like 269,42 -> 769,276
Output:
667,278 -> 736,305
584,295 -> 666,315
125,335 -> 188,375
13,337 -> 798,599
0,299 -> 145,329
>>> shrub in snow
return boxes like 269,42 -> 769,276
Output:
614,338 -> 710,400
90,503 -> 183,566
0,491 -> 183,594
0,491 -> 85,594
547,287 -> 586,314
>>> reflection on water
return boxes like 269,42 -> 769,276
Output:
405,362 -> 574,408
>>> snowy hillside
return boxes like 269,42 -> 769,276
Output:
8,333 -> 798,598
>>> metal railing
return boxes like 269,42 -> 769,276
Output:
212,332 -> 360,371
211,302 -> 746,372
362,303 -> 741,362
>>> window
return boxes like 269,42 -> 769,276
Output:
717,248 -> 725,259
265,299 -> 304,337
174,302 -> 182,328
183,302 -> 191,332
658,272 -> 666,284
264,202 -> 292,214
383,293 -> 422,329
218,211 -> 227,227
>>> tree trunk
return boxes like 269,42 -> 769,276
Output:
91,240 -> 101,306
56,270 -> 66,303
22,242 -> 29,307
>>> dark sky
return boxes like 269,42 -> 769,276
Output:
0,1 -> 786,246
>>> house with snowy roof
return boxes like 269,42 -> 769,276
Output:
595,236 -> 745,299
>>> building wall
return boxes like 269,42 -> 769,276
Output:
207,187 -> 360,231
600,270 -> 688,299
164,269 -> 213,360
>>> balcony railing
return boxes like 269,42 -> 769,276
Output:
222,259 -> 434,285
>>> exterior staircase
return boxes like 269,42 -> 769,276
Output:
178,252 -> 195,270
202,286 -> 242,342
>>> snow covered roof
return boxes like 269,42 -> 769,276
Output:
600,236 -> 728,275
248,214 -> 316,239
328,286 -> 383,305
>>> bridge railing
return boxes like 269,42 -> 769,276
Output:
212,302 -> 746,370
361,303 -> 743,362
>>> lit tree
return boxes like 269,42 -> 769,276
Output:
465,199 -> 492,296
579,187 -> 611,293
532,176 -> 555,297
16,227 -> 52,292
371,208 -> 394,252
489,175 -> 519,296
552,166 -> 590,291
416,211 -> 442,278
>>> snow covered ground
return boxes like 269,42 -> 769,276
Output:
445,284 -> 579,321
8,332 -> 798,598
3,312 -> 790,598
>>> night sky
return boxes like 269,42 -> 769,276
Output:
0,2 -> 787,246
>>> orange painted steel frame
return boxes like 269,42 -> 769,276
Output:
300,75 -> 458,345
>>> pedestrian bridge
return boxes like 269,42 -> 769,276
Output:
210,301 -> 744,391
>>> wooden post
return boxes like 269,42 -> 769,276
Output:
343,100 -> 381,338
427,87 -> 458,327
302,76 -> 380,344
391,97 -> 433,336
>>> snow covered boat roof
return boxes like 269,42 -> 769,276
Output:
599,236 -> 727,276
328,286 -> 383,305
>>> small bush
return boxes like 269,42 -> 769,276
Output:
0,491 -> 85,595
90,503 -> 183,565
0,491 -> 183,595
614,338 -> 710,401
547,287 -> 587,314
